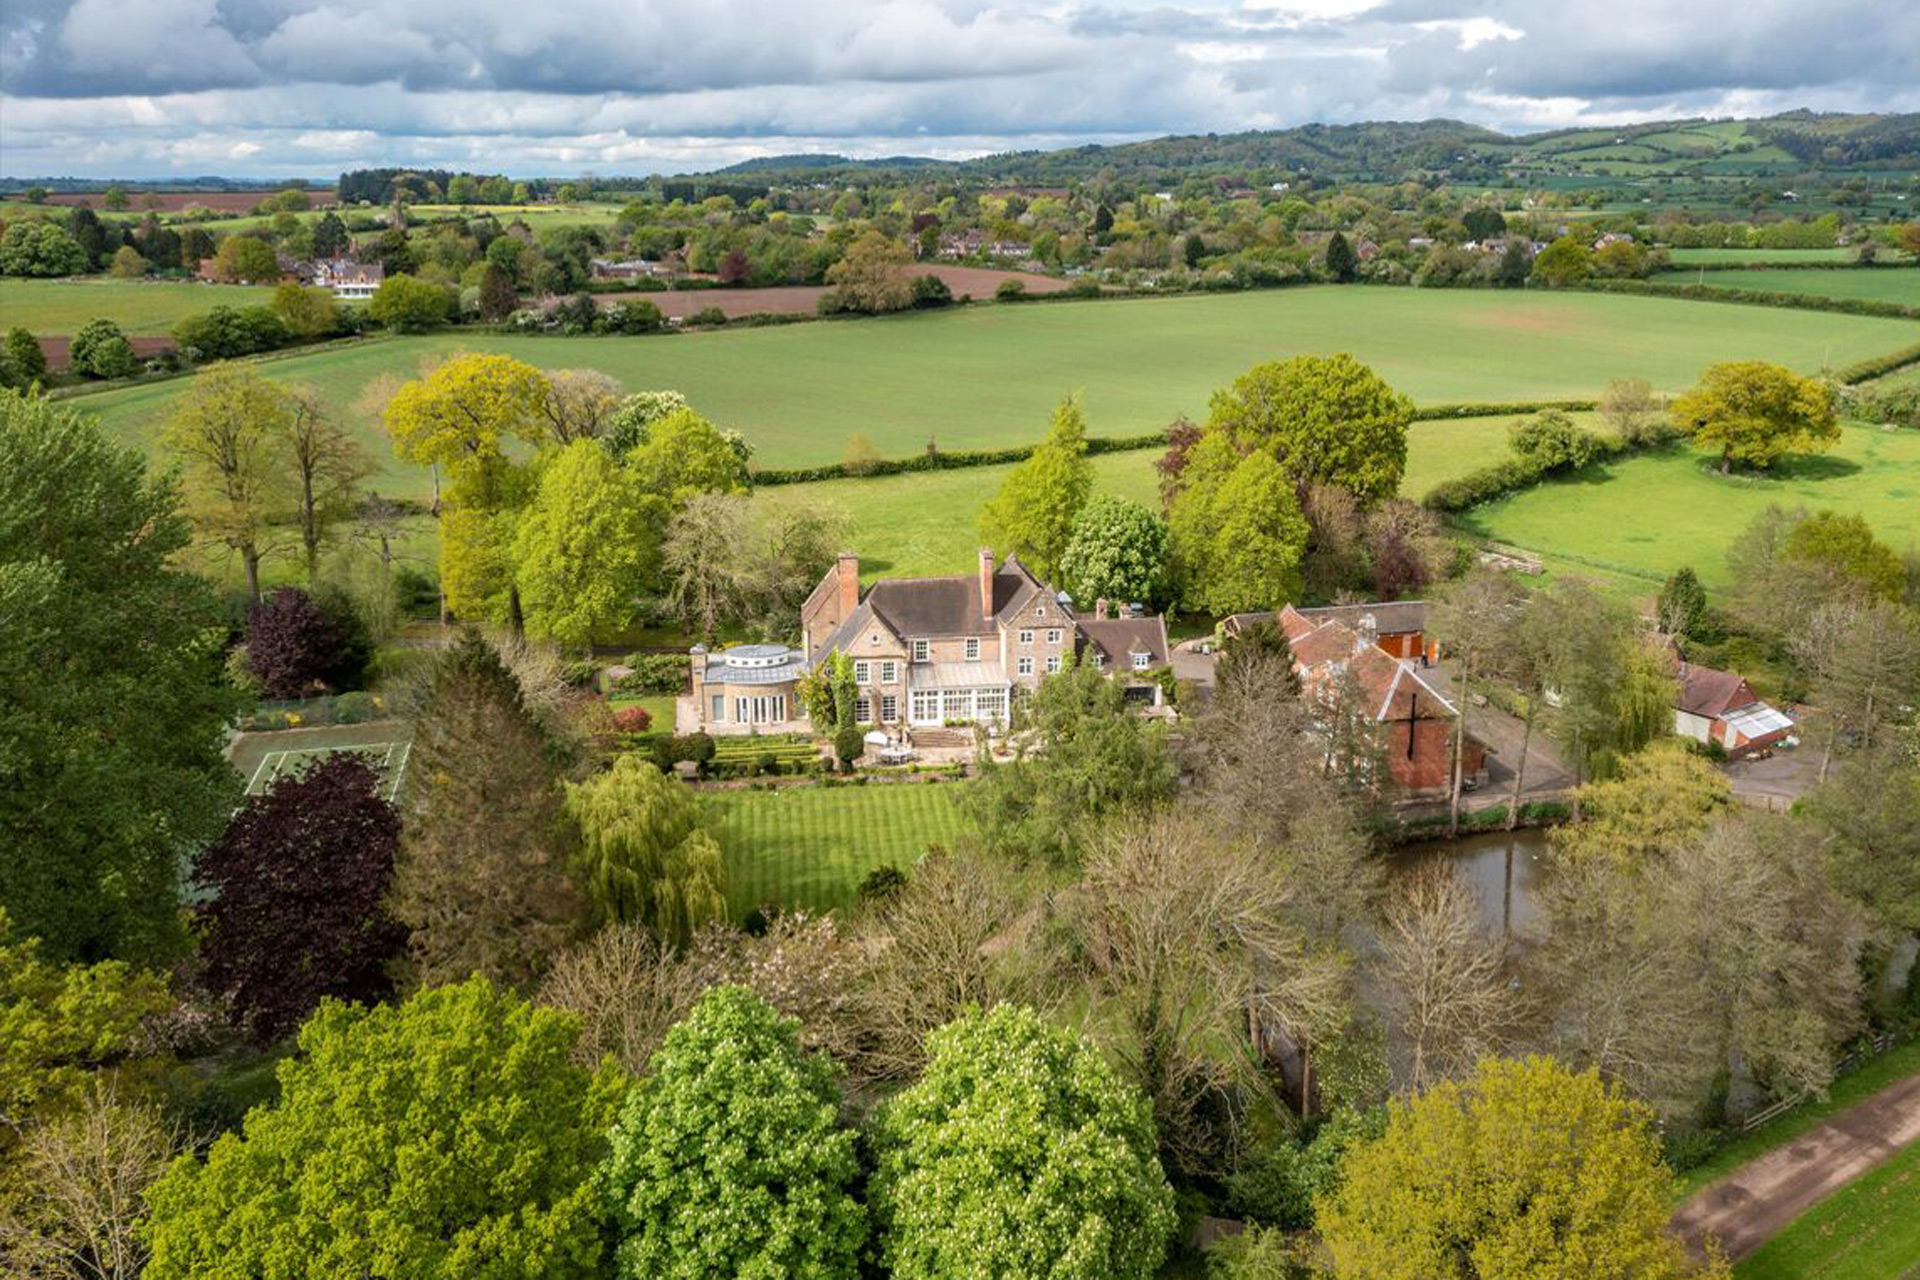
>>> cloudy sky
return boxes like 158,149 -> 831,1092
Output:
2,0 -> 1916,179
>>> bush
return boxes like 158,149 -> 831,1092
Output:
994,278 -> 1028,301
331,691 -> 382,724
910,274 -> 952,308
612,705 -> 653,734
686,306 -> 728,327
857,864 -> 909,903
613,654 -> 689,695
68,318 -> 137,379
833,723 -> 864,771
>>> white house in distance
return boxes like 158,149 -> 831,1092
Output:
312,258 -> 384,299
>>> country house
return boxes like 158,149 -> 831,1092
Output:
686,550 -> 1170,737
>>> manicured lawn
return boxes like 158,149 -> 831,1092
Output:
67,287 -> 1920,501
1456,424 -> 1920,589
1676,1042 -> 1920,1200
1665,248 -> 1859,265
753,411 -> 1539,581
1733,1138 -> 1920,1280
1653,267 -> 1920,307
705,780 -> 969,917
1,278 -> 279,335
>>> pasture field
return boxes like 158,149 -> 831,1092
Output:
67,287 -> 1920,501
1455,424 -> 1920,589
1664,248 -> 1858,264
706,780 -> 968,917
1653,267 -> 1920,306
1732,1138 -> 1920,1280
755,411 -> 1541,580
1,278 -> 279,335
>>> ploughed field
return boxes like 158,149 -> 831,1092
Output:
67,286 -> 1920,502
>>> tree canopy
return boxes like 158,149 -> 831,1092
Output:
1169,438 -> 1311,614
871,1003 -> 1176,1280
1205,354 -> 1412,500
1670,360 -> 1838,472
1,392 -> 239,964
601,986 -> 865,1280
1319,1055 -> 1707,1280
561,755 -> 727,942
977,395 -> 1094,582
512,440 -> 654,646
1058,495 -> 1171,611
143,978 -> 622,1280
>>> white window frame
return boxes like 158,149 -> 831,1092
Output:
855,696 -> 872,723
912,639 -> 929,663
1018,629 -> 1034,646
1132,652 -> 1152,671
710,693 -> 725,721
881,661 -> 898,684
1046,628 -> 1061,645
880,694 -> 898,722
1017,656 -> 1034,676
964,637 -> 979,661
854,660 -> 871,684
1046,655 -> 1061,674
911,689 -> 941,724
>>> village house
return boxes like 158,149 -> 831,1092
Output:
312,258 -> 384,299
686,550 -> 1171,738
1276,604 -> 1486,796
589,257 -> 663,281
1671,659 -> 1795,757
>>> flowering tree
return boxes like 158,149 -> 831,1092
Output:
871,1003 -> 1176,1280
601,986 -> 865,1279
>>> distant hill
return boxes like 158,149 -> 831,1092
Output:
675,112 -> 1920,188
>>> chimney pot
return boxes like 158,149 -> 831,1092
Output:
1095,597 -> 1109,620
837,553 -> 859,616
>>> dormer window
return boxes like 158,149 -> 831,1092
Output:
965,637 -> 979,661
1132,652 -> 1152,671
912,639 -> 929,663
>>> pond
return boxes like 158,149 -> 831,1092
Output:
1398,826 -> 1552,940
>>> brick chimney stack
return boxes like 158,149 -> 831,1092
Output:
978,547 -> 995,618
1094,598 -> 1109,620
837,553 -> 859,616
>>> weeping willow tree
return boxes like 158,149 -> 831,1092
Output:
562,755 -> 727,943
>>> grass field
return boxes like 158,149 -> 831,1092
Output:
755,411 -> 1542,579
1,278 -> 279,335
1456,424 -> 1920,588
226,721 -> 414,800
1664,248 -> 1860,265
66,287 -> 1920,500
1653,267 -> 1920,306
706,781 -> 968,916
1733,1139 -> 1920,1280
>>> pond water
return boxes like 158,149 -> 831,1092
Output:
1398,826 -> 1552,940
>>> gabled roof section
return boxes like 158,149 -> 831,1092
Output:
866,577 -> 998,638
1080,616 -> 1170,669
800,563 -> 842,620
1296,600 -> 1429,635
814,599 -> 901,662
1676,662 -> 1757,719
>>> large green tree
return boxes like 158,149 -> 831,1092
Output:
512,440 -> 654,646
142,978 -> 622,1280
389,630 -> 582,988
1,393 -> 240,963
561,756 -> 727,942
1319,1056 -> 1707,1280
1169,437 -> 1311,614
1058,494 -> 1171,610
163,366 -> 299,602
871,1003 -> 1176,1280
1670,361 -> 1838,473
1205,354 -> 1412,499
601,986 -> 865,1280
977,395 -> 1095,581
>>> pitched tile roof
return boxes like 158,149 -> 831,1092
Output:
1080,616 -> 1170,669
1676,662 -> 1757,719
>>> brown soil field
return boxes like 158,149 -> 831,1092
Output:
598,264 -> 1072,320
26,190 -> 331,213
35,334 -> 177,370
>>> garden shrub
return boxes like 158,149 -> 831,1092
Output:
614,654 -> 690,694
612,706 -> 653,734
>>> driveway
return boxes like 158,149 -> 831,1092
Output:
1672,1072 -> 1920,1261
1419,662 -> 1575,801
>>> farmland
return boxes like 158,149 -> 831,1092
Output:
2,278 -> 280,335
67,287 -> 1920,503
1651,266 -> 1920,306
705,780 -> 968,917
1455,423 -> 1920,589
1664,248 -> 1859,264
